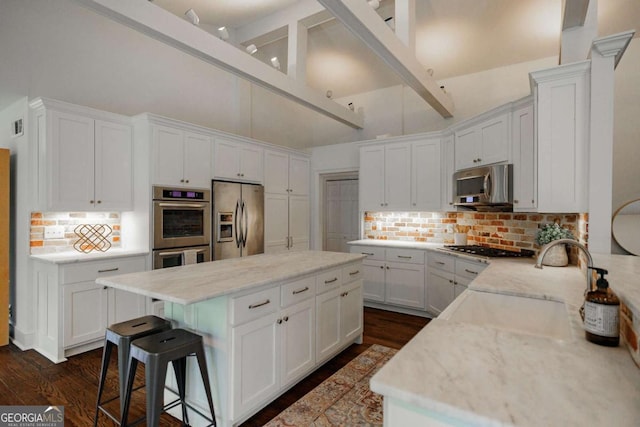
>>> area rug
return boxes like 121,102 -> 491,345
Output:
265,344 -> 397,427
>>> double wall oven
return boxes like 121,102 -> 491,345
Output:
152,186 -> 211,269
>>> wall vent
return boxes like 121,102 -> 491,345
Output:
11,118 -> 23,137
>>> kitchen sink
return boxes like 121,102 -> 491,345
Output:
440,291 -> 572,340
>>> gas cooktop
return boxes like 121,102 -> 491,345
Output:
441,245 -> 535,258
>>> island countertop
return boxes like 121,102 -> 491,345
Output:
95,250 -> 365,305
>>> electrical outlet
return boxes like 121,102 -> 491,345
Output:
44,226 -> 65,239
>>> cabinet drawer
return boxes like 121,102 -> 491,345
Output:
231,287 -> 280,326
456,259 -> 487,280
350,245 -> 385,261
315,268 -> 342,294
342,263 -> 363,283
386,248 -> 424,264
60,256 -> 146,284
281,276 -> 315,307
427,252 -> 455,272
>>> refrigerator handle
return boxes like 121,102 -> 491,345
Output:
234,200 -> 241,248
241,201 -> 248,247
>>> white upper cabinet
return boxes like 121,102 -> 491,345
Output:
411,138 -> 442,211
531,61 -> 590,213
359,143 -> 411,211
214,139 -> 263,183
152,124 -> 212,189
454,113 -> 510,171
30,99 -> 133,211
511,101 -> 536,211
264,150 -> 310,196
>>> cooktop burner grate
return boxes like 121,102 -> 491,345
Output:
443,245 -> 535,258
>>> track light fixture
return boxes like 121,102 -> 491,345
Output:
367,0 -> 380,9
270,57 -> 281,70
246,44 -> 257,55
217,26 -> 229,40
184,8 -> 199,26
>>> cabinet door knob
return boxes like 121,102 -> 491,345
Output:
379,265 -> 384,269
277,318 -> 283,324
97,200 -> 102,204
477,158 -> 481,162
185,179 -> 189,183
180,179 -> 185,183
90,200 -> 94,204
283,316 -> 289,322
514,200 -> 519,203
449,279 -> 454,284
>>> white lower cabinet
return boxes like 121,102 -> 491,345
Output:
316,275 -> 363,364
32,255 -> 148,362
427,252 -> 487,315
350,245 -> 425,312
229,264 -> 362,423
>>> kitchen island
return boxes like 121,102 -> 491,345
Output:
371,256 -> 640,426
97,250 -> 365,427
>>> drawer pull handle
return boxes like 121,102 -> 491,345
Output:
249,299 -> 270,309
436,261 -> 445,265
98,267 -> 119,273
397,255 -> 412,259
292,286 -> 309,295
465,269 -> 479,275
362,252 -> 374,256
349,270 -> 360,276
324,277 -> 338,284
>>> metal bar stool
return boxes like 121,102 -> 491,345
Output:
121,328 -> 217,427
94,315 -> 172,426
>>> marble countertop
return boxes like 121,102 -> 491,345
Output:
31,248 -> 149,264
371,256 -> 640,426
96,250 -> 365,305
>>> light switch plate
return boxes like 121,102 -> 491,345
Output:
44,226 -> 65,239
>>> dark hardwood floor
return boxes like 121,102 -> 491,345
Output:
0,308 -> 429,426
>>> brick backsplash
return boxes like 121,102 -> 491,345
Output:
364,211 -> 588,254
30,212 -> 121,255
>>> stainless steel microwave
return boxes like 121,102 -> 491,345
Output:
453,164 -> 513,211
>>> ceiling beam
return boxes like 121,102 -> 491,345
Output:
562,0 -> 590,30
317,0 -> 454,118
73,0 -> 364,129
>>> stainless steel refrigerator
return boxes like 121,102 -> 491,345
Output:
212,180 -> 264,260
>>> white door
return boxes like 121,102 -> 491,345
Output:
289,195 -> 309,251
288,155 -> 310,196
231,312 -> 280,419
239,144 -> 264,183
412,139 -> 441,211
512,104 -> 536,211
94,119 -> 132,210
427,269 -> 455,315
264,193 -> 289,254
63,282 -> 108,348
50,110 -> 95,211
324,179 -> 359,253
340,280 -> 363,344
152,125 -> 184,186
385,262 -> 425,309
315,287 -> 342,363
109,288 -> 146,324
359,145 -> 385,210
213,139 -> 240,181
183,131 -> 212,188
454,127 -> 479,171
479,113 -> 510,166
384,143 -> 411,210
264,150 -> 289,194
325,181 -> 342,252
280,298 -> 315,388
362,260 -> 385,302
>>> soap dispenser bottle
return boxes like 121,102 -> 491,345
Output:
583,267 -> 620,347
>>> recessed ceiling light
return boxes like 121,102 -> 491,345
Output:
246,44 -> 258,55
271,57 -> 281,70
218,26 -> 229,40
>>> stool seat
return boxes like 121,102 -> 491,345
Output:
94,315 -> 171,426
122,328 -> 217,427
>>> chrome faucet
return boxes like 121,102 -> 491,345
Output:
535,238 -> 594,293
